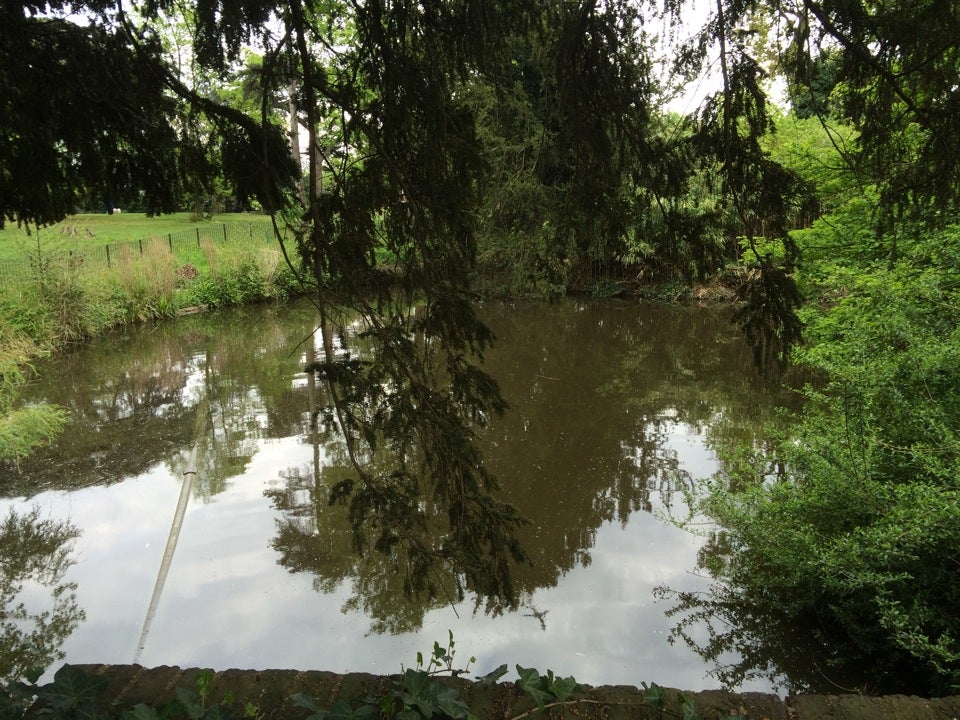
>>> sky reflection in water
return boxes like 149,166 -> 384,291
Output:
0,299 -> 792,693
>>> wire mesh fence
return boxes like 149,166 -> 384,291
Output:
0,222 -> 277,283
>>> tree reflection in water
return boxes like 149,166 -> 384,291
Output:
654,559 -> 862,695
0,298 -> 804,683
267,300 -> 797,637
268,299 -> 529,632
0,507 -> 84,683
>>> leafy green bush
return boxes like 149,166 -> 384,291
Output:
691,206 -> 960,694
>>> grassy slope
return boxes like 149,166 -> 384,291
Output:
0,212 -> 273,260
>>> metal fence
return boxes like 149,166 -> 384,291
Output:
0,222 -> 276,282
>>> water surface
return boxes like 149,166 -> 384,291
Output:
0,298 -> 794,692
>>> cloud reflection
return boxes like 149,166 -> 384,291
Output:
0,299 -> 793,692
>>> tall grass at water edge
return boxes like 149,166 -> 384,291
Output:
0,226 -> 303,463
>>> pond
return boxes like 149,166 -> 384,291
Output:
0,298 -> 797,693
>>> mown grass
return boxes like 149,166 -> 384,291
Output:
0,212 -> 274,260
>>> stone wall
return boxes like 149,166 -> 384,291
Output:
74,665 -> 960,720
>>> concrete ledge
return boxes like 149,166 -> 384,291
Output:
73,665 -> 960,720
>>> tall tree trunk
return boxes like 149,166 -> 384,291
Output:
287,74 -> 307,207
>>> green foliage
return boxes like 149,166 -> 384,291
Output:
413,632 -> 475,679
0,1 -> 297,228
684,155 -> 960,692
0,405 -> 69,465
292,635 -> 479,720
765,114 -> 854,198
641,682 -> 742,720
0,665 -> 102,720
292,635 -> 578,720
35,665 -> 105,718
661,2 -> 960,685
291,696 -> 376,720
0,14 -> 181,227
731,265 -> 803,370
0,227 -> 302,464
187,260 -> 266,308
0,634 -> 758,720
289,633 -> 724,720
465,6 -> 670,295
467,77 -> 567,297
786,51 -> 840,120
1,664 -> 262,720
514,666 -> 578,710
394,670 -> 475,720
812,0 -> 960,221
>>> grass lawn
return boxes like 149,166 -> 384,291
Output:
0,212 -> 274,260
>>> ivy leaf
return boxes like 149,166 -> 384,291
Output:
546,674 -> 578,701
400,669 -> 431,702
435,685 -> 470,719
476,665 -> 508,686
515,666 -> 551,709
331,698 -> 373,720
287,697 -> 372,720
325,698 -> 355,720
174,688 -> 206,720
641,682 -> 663,708
353,704 -> 378,720
120,704 -> 161,720
39,665 -> 106,712
679,695 -> 700,720
202,705 -> 236,720
76,704 -> 103,720
289,693 -> 325,715
399,670 -> 438,718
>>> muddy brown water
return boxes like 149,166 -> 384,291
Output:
0,298 -> 801,693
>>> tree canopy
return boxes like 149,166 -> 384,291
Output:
0,1 -> 297,225
5,0 -> 958,265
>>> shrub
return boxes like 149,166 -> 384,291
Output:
689,212 -> 960,694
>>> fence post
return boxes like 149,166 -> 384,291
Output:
196,228 -> 201,246
222,224 -> 228,242
106,244 -> 111,268
139,238 -> 144,257
168,233 -> 173,253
